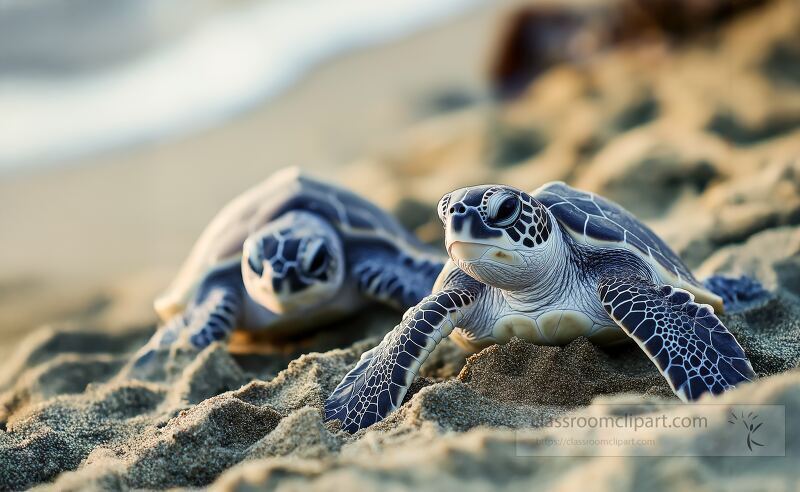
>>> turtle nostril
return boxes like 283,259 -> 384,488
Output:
451,203 -> 467,214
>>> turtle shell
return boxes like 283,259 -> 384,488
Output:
533,182 -> 723,312
155,167 -> 431,320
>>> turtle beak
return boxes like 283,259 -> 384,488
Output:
448,241 -> 493,261
446,226 -> 524,267
447,240 -> 524,267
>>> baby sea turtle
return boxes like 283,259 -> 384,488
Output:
325,181 -> 761,432
131,168 -> 444,368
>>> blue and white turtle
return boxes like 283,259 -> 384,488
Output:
131,168 -> 444,368
325,181 -> 762,432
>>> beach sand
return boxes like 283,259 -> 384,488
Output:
0,1 -> 517,360
2,0 -> 800,490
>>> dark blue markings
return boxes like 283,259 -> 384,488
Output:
703,274 -> 770,311
668,290 -> 692,305
324,285 -> 478,433
395,350 -> 416,369
282,238 -> 300,259
247,241 -> 266,275
643,332 -> 664,356
547,202 -> 586,232
409,326 -> 432,344
271,265 -> 311,294
710,330 -> 743,358
345,210 -> 378,231
536,182 -> 698,285
572,197 -> 605,216
458,188 -> 489,207
585,217 -> 625,242
685,377 -> 707,399
352,251 -> 446,312
391,365 -> 410,385
633,317 -> 657,340
611,298 -> 634,320
377,390 -> 393,416
625,233 -> 648,254
598,275 -> 755,401
189,333 -> 208,348
422,310 -> 443,325
133,349 -> 155,367
450,208 -> 503,239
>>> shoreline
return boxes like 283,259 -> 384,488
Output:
0,1 -> 518,360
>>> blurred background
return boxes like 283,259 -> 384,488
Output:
1,0 -> 799,360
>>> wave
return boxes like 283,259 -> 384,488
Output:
0,0 -> 481,171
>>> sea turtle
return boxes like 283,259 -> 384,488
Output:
130,167 -> 445,369
325,181 -> 762,432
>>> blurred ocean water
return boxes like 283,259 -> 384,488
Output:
0,0 -> 481,171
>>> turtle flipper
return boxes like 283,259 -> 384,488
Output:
354,254 -> 446,310
598,275 -> 756,401
702,274 -> 770,311
185,286 -> 242,348
129,283 -> 242,375
325,287 -> 478,432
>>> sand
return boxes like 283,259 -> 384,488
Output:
2,0 -> 800,490
0,0 -> 522,361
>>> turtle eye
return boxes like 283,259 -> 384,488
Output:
302,240 -> 330,278
488,193 -> 521,227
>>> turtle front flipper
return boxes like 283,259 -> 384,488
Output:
354,254 -> 446,310
598,275 -> 756,401
325,285 -> 479,432
127,276 -> 243,377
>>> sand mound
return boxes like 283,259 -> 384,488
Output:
213,369 -> 800,492
2,263 -> 798,490
458,337 -> 673,407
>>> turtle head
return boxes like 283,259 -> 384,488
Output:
242,212 -> 345,314
437,184 -> 554,290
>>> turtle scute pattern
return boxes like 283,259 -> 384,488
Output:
324,288 -> 477,433
535,182 -> 697,285
597,276 -> 756,400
